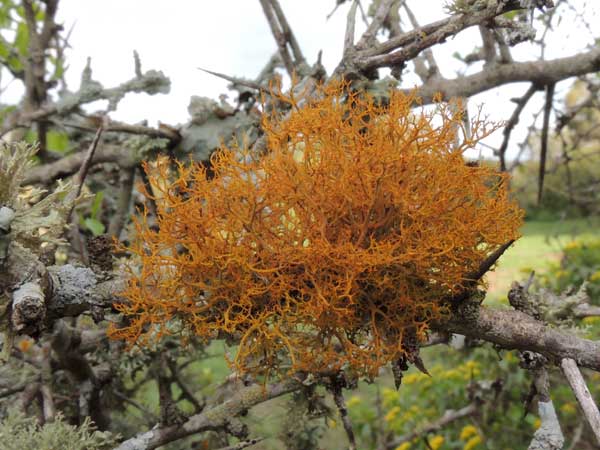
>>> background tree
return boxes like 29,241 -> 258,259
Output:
1,1 -> 600,449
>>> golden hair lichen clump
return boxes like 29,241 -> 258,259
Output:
109,81 -> 523,378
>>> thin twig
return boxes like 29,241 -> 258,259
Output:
215,439 -> 264,450
55,117 -> 180,141
331,384 -> 357,450
375,385 -> 386,450
24,143 -> 127,186
493,28 -> 513,63
72,127 -> 104,199
40,342 -> 56,423
560,358 -> 600,445
403,3 -> 439,78
344,0 -> 359,55
167,359 -> 205,413
479,25 -> 497,65
258,0 -> 295,76
357,0 -> 369,26
108,167 -> 135,239
538,82 -> 555,204
355,0 -> 396,50
451,241 -> 515,302
498,84 -> 539,171
113,390 -> 159,426
355,2 -> 527,71
0,381 -> 30,399
566,423 -> 584,450
198,67 -> 264,91
269,0 -> 305,65
387,404 -> 477,448
64,126 -> 103,226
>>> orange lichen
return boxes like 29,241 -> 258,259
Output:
109,82 -> 523,378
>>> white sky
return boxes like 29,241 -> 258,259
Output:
3,1 -> 598,158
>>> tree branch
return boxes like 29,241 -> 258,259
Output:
408,47 -> 600,103
356,2 -> 516,70
440,306 -> 600,371
113,379 -> 300,450
498,83 -> 539,171
1,68 -> 170,137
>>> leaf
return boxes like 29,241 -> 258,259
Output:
7,54 -> 22,72
84,217 -> 105,236
90,191 -> 104,219
34,5 -> 44,22
0,37 -> 9,58
14,22 -> 28,56
46,130 -> 70,153
52,57 -> 65,80
0,6 -> 12,28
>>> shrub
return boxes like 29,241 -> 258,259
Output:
511,148 -> 600,220
110,82 -> 522,378
539,239 -> 600,303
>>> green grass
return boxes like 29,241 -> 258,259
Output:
486,217 -> 600,301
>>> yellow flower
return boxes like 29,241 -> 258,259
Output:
533,418 -> 541,429
429,435 -> 444,450
464,435 -> 482,450
459,425 -> 479,440
465,360 -> 479,370
563,241 -> 579,251
385,406 -> 401,423
330,419 -> 337,429
560,402 -> 576,415
582,316 -> 600,325
347,395 -> 362,408
403,373 -> 423,385
382,387 -> 400,404
444,369 -> 459,379
394,443 -> 411,450
590,271 -> 600,282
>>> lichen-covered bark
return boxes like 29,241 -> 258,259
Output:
113,379 -> 300,450
441,306 -> 600,370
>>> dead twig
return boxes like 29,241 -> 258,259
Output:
538,83 -> 555,204
258,0 -> 295,76
215,439 -> 264,450
343,0 -> 359,55
387,404 -> 477,448
560,358 -> 600,445
355,0 -> 396,50
331,382 -> 357,450
498,85 -> 539,171
108,167 -> 135,239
